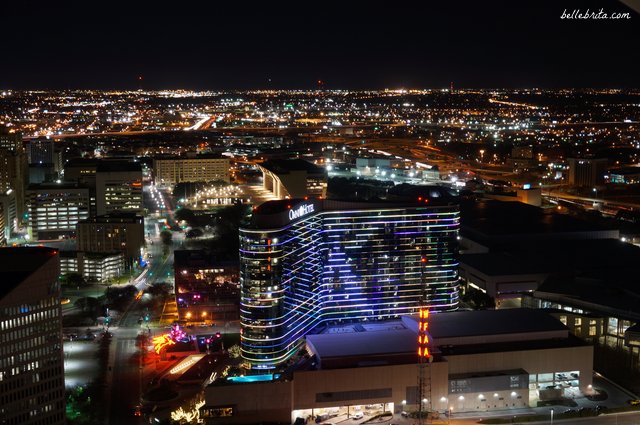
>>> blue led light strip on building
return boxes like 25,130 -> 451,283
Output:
239,199 -> 460,366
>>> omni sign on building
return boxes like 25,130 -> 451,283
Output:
288,203 -> 315,221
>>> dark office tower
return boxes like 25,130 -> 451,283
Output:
0,202 -> 5,246
27,139 -> 55,165
239,193 -> 460,367
0,128 -> 27,225
568,157 -> 608,187
0,247 -> 66,425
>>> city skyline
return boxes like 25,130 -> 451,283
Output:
3,3 -> 640,424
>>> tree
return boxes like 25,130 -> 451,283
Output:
186,228 -> 204,238
227,345 -> 241,359
160,229 -> 173,245
147,282 -> 172,298
61,272 -> 88,288
74,297 -> 100,315
174,208 -> 197,226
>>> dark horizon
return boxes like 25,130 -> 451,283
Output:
2,0 -> 639,90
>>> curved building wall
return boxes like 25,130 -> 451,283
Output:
240,202 -> 460,366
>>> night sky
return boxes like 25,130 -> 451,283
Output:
2,0 -> 639,90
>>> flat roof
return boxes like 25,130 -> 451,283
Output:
460,253 -> 550,276
461,200 -> 611,243
96,161 -> 141,172
306,328 -> 416,359
0,247 -> 58,298
79,211 -> 143,223
462,238 -> 640,278
420,309 -> 568,339
154,154 -> 226,160
259,159 -> 325,175
537,271 -> 640,321
306,309 -> 571,364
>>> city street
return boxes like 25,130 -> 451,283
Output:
105,190 -> 182,425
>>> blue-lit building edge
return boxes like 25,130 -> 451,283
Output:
239,206 -> 460,366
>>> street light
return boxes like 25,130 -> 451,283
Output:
550,408 -> 554,425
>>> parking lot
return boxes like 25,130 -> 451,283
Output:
63,339 -> 101,388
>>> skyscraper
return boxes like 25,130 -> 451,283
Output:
239,194 -> 460,366
0,247 -> 66,425
26,139 -> 55,165
0,128 -> 27,226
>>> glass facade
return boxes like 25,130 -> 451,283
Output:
239,201 -> 460,366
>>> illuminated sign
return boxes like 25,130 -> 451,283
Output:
153,334 -> 176,354
288,203 -> 315,221
417,308 -> 431,359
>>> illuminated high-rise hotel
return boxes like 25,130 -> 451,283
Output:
239,193 -> 460,366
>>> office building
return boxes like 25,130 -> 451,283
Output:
201,309 -> 592,425
26,184 -> 90,240
0,127 -> 22,152
0,247 -> 66,425
26,139 -> 54,165
0,203 -> 5,246
0,190 -> 17,240
95,161 -> 143,216
568,157 -> 608,187
239,194 -> 460,366
56,249 -> 125,283
80,252 -> 125,283
153,154 -> 230,185
174,250 -> 239,323
28,164 -> 57,185
507,145 -> 536,173
63,158 -> 98,186
0,146 -> 27,225
64,158 -> 143,216
0,150 -> 21,193
258,159 -> 326,199
607,167 -> 640,184
76,212 -> 144,267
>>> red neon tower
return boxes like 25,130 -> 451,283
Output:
417,308 -> 432,424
